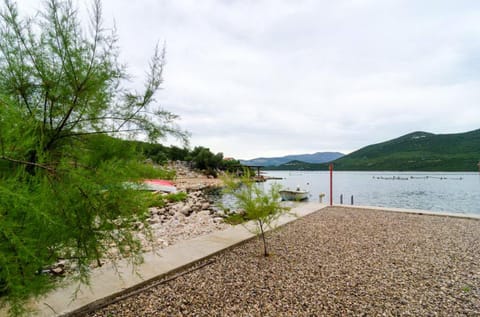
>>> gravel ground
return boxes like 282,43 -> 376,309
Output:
86,206 -> 480,316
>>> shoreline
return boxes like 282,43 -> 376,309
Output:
87,205 -> 480,316
7,203 -> 479,316
336,204 -> 480,220
263,170 -> 480,216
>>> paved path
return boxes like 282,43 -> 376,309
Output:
23,202 -> 327,317
2,202 -> 478,317
346,204 -> 480,220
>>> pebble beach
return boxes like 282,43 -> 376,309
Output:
86,206 -> 480,316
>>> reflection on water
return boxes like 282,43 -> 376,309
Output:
263,171 -> 480,215
212,181 -> 288,212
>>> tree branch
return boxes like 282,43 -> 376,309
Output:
116,44 -> 165,132
0,155 -> 55,172
57,128 -> 144,139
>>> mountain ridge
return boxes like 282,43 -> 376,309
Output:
265,129 -> 480,171
240,152 -> 344,166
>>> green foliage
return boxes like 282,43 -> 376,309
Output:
165,191 -> 188,202
187,146 -> 242,177
0,0 -> 186,314
127,141 -> 242,175
0,141 -> 162,315
221,158 -> 242,173
133,141 -> 170,164
168,146 -> 190,162
142,191 -> 187,208
189,146 -> 224,176
267,129 -> 480,171
461,285 -> 472,293
222,173 -> 289,257
131,141 -> 190,164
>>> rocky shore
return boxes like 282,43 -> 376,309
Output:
138,189 -> 228,252
87,206 -> 480,316
112,162 -> 229,259
169,161 -> 223,191
48,162 -> 228,274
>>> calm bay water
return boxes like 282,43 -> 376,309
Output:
263,171 -> 480,215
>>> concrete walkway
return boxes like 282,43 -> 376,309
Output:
342,204 -> 480,220
3,202 -> 478,317
21,202 -> 327,317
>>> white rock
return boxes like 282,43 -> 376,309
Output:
148,216 -> 160,224
197,210 -> 210,217
213,217 -> 224,223
214,209 -> 226,216
51,266 -> 64,275
174,212 -> 186,220
180,204 -> 191,216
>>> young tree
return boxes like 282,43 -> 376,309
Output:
222,173 -> 290,257
0,0 -> 186,314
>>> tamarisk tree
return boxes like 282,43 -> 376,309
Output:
0,0 -> 186,314
223,173 -> 290,257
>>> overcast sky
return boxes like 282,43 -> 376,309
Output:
19,0 -> 480,159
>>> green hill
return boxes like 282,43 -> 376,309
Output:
266,129 -> 480,171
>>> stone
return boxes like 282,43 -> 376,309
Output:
174,212 -> 186,220
148,216 -> 160,224
51,266 -> 64,275
213,217 -> 224,223
214,209 -> 226,217
180,204 -> 192,216
198,210 -> 210,217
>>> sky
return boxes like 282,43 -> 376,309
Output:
17,0 -> 480,159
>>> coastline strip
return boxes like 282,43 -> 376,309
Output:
3,203 -> 478,316
18,203 -> 325,317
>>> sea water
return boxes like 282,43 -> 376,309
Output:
262,171 -> 480,215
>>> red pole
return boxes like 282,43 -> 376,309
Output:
329,164 -> 333,206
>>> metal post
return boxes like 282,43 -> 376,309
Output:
329,164 -> 333,206
340,194 -> 343,204
351,195 -> 354,205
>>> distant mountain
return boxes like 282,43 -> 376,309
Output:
267,129 -> 480,171
240,152 -> 344,166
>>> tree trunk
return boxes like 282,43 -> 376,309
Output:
258,220 -> 268,257
25,149 -> 38,175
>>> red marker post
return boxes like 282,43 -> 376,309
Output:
329,163 -> 333,206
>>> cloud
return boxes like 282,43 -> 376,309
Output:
16,0 -> 480,159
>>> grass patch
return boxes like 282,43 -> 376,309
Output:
143,191 -> 188,208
